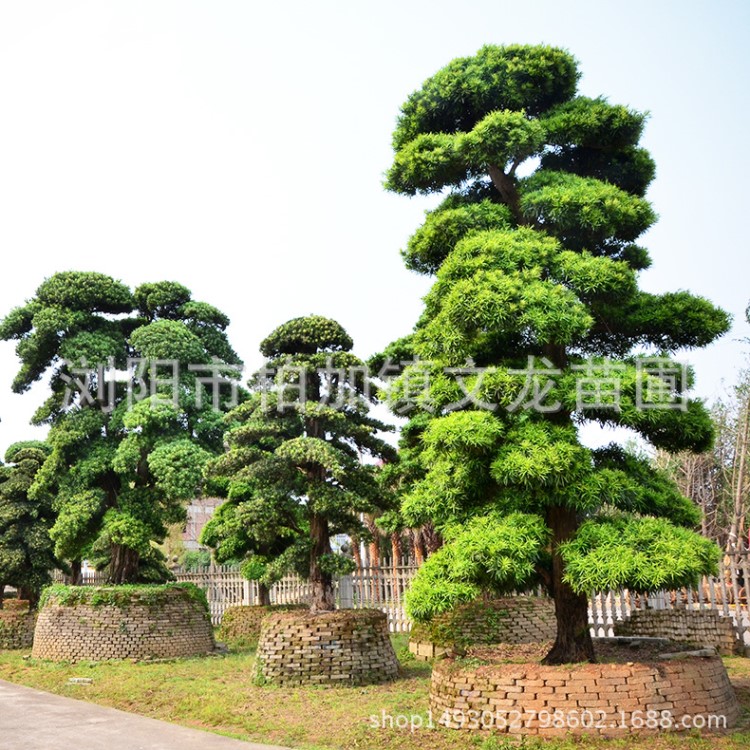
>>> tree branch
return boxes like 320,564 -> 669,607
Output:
488,164 -> 525,225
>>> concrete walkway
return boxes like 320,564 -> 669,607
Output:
0,679 -> 293,750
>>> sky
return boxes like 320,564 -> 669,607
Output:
0,0 -> 748,455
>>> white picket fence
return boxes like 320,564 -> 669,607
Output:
55,553 -> 750,646
171,564 -> 419,630
589,553 -> 750,649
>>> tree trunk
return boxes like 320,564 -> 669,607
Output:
108,544 -> 140,584
69,560 -> 83,586
17,586 -> 40,610
0,584 -> 4,608
257,582 -> 271,606
309,512 -> 334,613
422,522 -> 443,555
365,515 -> 381,603
351,534 -> 363,572
412,529 -> 426,567
391,532 -> 402,603
542,504 -> 595,665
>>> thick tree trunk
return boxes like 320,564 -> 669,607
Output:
108,545 -> 140,584
422,522 -> 443,555
17,586 -> 39,610
542,504 -> 595,665
309,512 -> 334,613
0,584 -> 4,608
69,560 -> 82,586
257,582 -> 271,607
412,529 -> 426,567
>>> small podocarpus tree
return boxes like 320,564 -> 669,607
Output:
382,44 -> 730,663
203,315 -> 396,613
0,441 -> 56,608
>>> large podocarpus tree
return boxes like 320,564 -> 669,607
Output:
384,45 -> 730,663
202,315 -> 395,612
0,272 -> 241,583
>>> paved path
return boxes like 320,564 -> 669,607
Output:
0,679 -> 292,750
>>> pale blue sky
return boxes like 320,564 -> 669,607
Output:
0,0 -> 748,453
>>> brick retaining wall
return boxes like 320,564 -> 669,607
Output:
614,609 -> 737,656
430,653 -> 741,736
32,586 -> 214,662
217,604 -> 305,648
255,609 -> 399,686
0,602 -> 35,650
410,597 -> 556,660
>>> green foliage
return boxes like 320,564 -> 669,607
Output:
0,271 -> 242,583
380,44 -> 729,640
392,44 -> 579,149
560,516 -> 719,593
180,549 -> 211,571
520,171 -> 657,251
36,271 -> 134,313
405,513 -> 549,622
404,200 -> 513,275
0,443 -> 57,600
260,315 -> 353,357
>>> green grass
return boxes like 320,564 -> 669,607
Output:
0,638 -> 748,750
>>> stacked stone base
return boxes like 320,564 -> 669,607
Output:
614,609 -> 737,656
0,601 -> 35,650
410,597 -> 556,660
32,586 -> 214,662
217,604 -> 305,648
255,609 -> 399,686
430,654 -> 740,737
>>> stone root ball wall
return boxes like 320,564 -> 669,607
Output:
0,602 -> 35,650
217,604 -> 306,648
32,586 -> 215,662
430,654 -> 741,737
410,597 -> 556,660
255,609 -> 399,686
614,609 -> 737,656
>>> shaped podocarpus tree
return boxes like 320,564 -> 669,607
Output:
0,272 -> 242,583
383,45 -> 730,663
202,315 -> 396,613
0,441 -> 56,608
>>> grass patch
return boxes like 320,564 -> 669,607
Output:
38,583 -> 210,614
0,639 -> 747,749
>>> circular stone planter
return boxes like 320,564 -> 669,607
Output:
217,604 -> 306,649
409,597 -> 556,660
0,601 -> 35,650
254,609 -> 399,686
430,646 -> 741,737
32,584 -> 214,662
614,609 -> 738,656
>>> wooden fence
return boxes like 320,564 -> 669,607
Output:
53,553 -> 750,648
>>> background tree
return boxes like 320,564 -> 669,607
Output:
0,272 -> 242,583
382,44 -> 730,663
657,305 -> 750,551
201,315 -> 396,612
0,441 -> 56,608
